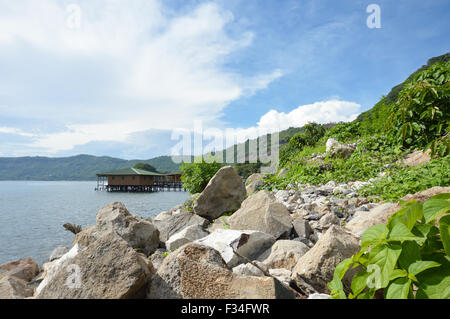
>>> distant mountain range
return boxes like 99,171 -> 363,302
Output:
2,52 -> 448,181
0,155 -> 186,181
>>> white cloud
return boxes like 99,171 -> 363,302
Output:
0,126 -> 35,137
257,100 -> 361,131
0,0 -> 281,154
228,100 -> 361,144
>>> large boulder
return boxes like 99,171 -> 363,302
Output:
154,211 -> 209,243
0,258 -> 39,282
0,275 -> 34,299
401,186 -> 450,202
345,203 -> 397,237
95,202 -> 159,255
49,246 -> 69,262
35,243 -> 84,296
245,173 -> 265,186
193,166 -> 246,220
245,173 -> 265,196
73,202 -> 160,255
232,262 -> 267,277
402,149 -> 431,167
258,240 -> 309,271
325,138 -> 355,159
166,225 -> 209,252
148,243 -> 295,299
325,138 -> 339,153
346,187 -> 450,237
291,225 -> 360,294
292,218 -> 312,239
228,190 -> 292,239
194,229 -> 276,268
36,233 -> 153,299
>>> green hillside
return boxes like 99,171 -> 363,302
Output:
0,155 -> 184,181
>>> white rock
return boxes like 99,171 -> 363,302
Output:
194,229 -> 276,268
166,225 -> 209,251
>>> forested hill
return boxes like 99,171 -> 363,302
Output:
0,155 -> 184,181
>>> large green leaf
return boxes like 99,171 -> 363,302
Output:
408,260 -> 441,276
404,203 -> 424,230
423,199 -> 450,223
416,253 -> 450,299
386,278 -> 412,299
438,215 -> 450,257
398,241 -> 421,269
428,193 -> 450,200
361,224 -> 388,249
412,223 -> 434,239
416,272 -> 450,299
351,270 -> 369,297
333,257 -> 354,279
389,203 -> 424,231
388,223 -> 425,244
368,244 -> 402,289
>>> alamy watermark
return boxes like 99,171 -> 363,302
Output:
170,121 -> 280,174
66,3 -> 82,29
367,4 -> 381,29
65,264 -> 82,289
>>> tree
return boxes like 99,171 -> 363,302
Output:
180,160 -> 223,194
133,163 -> 157,172
388,61 -> 450,157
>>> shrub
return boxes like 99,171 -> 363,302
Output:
360,155 -> 450,201
180,160 -> 223,194
388,61 -> 450,156
324,121 -> 362,143
280,123 -> 326,166
328,193 -> 450,299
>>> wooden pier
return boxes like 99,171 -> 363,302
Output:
95,168 -> 185,193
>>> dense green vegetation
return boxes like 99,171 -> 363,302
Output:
0,155 -> 183,180
180,160 -> 223,194
388,61 -> 449,156
261,55 -> 450,201
328,194 -> 450,299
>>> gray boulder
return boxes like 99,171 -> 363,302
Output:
148,243 -> 295,299
345,203 -> 397,237
166,225 -> 209,251
228,190 -> 292,239
193,166 -> 246,220
154,211 -> 209,243
232,262 -> 267,277
317,213 -> 341,230
0,257 -> 40,282
258,240 -> 309,271
292,218 -> 312,239
36,233 -> 153,299
95,202 -> 160,255
149,249 -> 167,272
49,246 -> 69,262
73,202 -> 160,255
291,225 -> 360,294
326,138 -> 356,159
268,268 -> 292,287
194,229 -> 276,268
0,275 -> 34,299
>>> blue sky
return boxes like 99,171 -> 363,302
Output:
0,0 -> 448,159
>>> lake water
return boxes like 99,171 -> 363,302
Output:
0,181 -> 190,265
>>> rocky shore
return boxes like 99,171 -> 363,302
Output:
1,165 -> 448,299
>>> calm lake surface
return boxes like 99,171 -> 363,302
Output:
0,181 -> 190,265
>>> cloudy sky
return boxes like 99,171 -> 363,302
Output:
0,0 -> 448,159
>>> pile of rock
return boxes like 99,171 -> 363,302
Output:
1,162 -> 447,300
